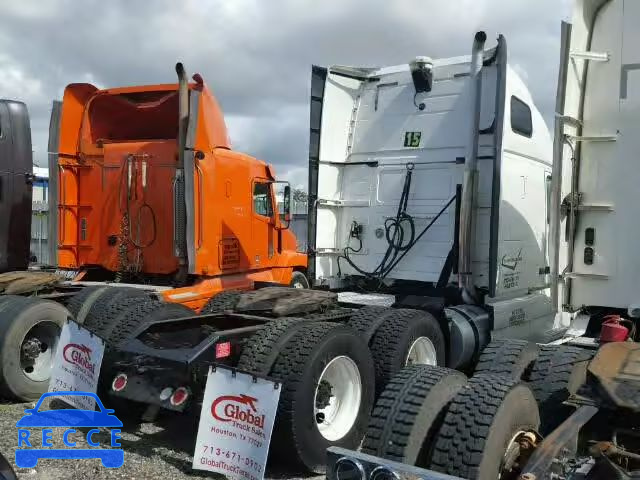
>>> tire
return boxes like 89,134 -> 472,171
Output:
430,374 -> 540,479
361,365 -> 467,466
474,338 -> 539,379
130,303 -> 199,349
346,306 -> 390,343
200,290 -> 242,314
369,309 -> 446,396
269,322 -> 375,473
0,295 -> 19,307
65,286 -> 109,323
236,317 -> 311,375
289,271 -> 310,289
105,299 -> 165,347
83,287 -> 151,337
0,297 -> 70,401
527,345 -> 592,435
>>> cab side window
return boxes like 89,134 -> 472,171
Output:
511,96 -> 533,138
253,182 -> 273,217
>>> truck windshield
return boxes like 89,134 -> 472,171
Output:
87,90 -> 179,143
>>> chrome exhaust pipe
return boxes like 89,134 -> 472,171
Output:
176,62 -> 188,169
174,62 -> 189,271
458,31 -> 487,302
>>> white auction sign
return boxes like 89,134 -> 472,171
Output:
192,367 -> 281,480
48,320 -> 105,410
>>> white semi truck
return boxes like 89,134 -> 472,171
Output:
323,0 -> 640,479
308,31 -> 556,350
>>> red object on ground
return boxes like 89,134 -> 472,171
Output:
600,315 -> 630,343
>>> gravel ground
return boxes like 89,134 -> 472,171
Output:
0,400 -> 322,480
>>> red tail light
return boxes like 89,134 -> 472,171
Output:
215,342 -> 232,359
112,374 -> 128,392
170,387 -> 189,406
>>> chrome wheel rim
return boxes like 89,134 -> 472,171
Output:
405,337 -> 438,366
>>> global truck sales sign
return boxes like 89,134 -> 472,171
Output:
48,321 -> 105,410
193,367 -> 281,480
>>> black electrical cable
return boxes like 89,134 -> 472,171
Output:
338,164 -> 414,279
117,159 -> 157,249
337,163 -> 456,283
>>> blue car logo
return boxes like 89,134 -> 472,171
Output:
15,391 -> 124,468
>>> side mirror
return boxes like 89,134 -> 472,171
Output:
283,185 -> 291,228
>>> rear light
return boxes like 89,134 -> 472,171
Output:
159,388 -> 173,401
112,374 -> 128,392
170,387 -> 189,406
215,342 -> 232,359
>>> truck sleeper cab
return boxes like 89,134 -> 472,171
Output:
48,65 -> 306,310
308,34 -> 556,345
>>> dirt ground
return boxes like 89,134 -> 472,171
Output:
0,400 -> 322,480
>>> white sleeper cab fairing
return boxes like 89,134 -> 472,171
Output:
308,35 -> 554,339
552,0 -> 640,314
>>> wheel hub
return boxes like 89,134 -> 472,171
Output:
21,337 -> 43,362
405,337 -> 438,366
499,431 -> 539,480
19,321 -> 60,382
315,379 -> 334,410
313,356 -> 363,442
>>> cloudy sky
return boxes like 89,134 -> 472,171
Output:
1,0 -> 571,189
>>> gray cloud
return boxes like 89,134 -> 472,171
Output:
1,0 -> 571,187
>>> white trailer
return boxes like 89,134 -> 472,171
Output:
324,1 -> 640,479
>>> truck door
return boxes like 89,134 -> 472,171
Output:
251,180 -> 275,269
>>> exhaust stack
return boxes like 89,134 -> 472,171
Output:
174,62 -> 189,271
458,31 -> 487,301
176,62 -> 188,169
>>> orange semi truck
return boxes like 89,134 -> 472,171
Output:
50,63 -> 307,310
0,64 -> 307,403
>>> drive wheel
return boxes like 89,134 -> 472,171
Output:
0,297 -> 69,401
474,338 -> 539,379
105,299 -> 165,348
236,317 -> 311,375
83,287 -> 152,339
361,365 -> 467,466
200,290 -> 241,314
430,374 -> 540,479
289,271 -> 310,289
65,286 -> 109,323
527,345 -> 591,435
369,309 -> 445,395
345,306 -> 390,343
269,322 -> 375,473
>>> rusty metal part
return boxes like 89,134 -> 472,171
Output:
588,342 -> 640,411
591,441 -> 640,462
116,212 -> 130,282
235,287 -> 338,316
520,405 -> 599,479
0,271 -> 63,295
502,431 -> 541,480
21,337 -> 42,362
